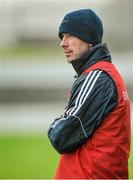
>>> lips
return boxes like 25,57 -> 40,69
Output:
64,50 -> 73,55
65,52 -> 72,58
64,51 -> 72,53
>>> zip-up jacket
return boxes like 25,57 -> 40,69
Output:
48,43 -> 131,179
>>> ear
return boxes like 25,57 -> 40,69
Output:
89,44 -> 93,48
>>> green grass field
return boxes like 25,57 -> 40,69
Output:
0,133 -> 59,179
0,45 -> 61,61
0,133 -> 133,179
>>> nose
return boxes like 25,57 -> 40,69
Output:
60,37 -> 68,48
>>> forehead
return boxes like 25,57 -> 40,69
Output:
61,33 -> 71,37
62,33 -> 70,35
61,33 -> 90,44
59,32 -> 73,40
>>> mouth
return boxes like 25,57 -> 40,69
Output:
64,51 -> 73,57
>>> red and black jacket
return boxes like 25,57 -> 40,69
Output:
48,43 -> 131,179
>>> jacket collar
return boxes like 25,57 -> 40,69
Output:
71,43 -> 112,76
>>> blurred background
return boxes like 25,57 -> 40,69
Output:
0,0 -> 133,178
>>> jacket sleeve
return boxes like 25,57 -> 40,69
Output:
47,69 -> 118,154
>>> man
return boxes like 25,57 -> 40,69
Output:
48,9 -> 131,179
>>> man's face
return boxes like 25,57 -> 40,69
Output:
60,33 -> 92,63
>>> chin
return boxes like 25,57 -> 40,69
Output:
66,54 -> 77,63
66,59 -> 72,63
67,57 -> 76,63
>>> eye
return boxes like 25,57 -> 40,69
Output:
59,33 -> 64,40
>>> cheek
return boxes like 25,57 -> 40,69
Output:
71,42 -> 81,53
78,43 -> 89,53
70,40 -> 89,55
75,45 -> 85,54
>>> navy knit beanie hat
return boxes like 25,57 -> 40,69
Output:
58,9 -> 103,46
